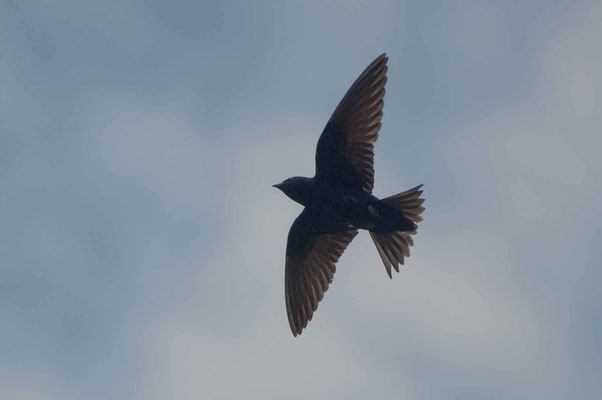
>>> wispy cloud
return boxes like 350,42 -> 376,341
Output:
1,1 -> 601,399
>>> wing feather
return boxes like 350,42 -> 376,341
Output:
285,209 -> 358,336
315,53 -> 389,193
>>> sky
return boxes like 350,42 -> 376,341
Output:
1,0 -> 601,399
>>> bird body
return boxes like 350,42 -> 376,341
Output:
274,177 -> 413,232
274,53 -> 425,336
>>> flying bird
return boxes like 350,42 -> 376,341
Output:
273,53 -> 425,336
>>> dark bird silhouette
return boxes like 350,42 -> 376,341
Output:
273,53 -> 425,336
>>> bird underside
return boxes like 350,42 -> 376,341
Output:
275,53 -> 426,336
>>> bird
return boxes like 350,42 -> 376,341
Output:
273,53 -> 425,336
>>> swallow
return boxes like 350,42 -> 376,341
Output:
274,53 -> 425,336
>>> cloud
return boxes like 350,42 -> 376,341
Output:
1,1 -> 601,399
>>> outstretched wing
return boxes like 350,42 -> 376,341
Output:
285,208 -> 358,336
315,53 -> 388,193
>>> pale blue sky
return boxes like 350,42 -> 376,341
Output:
1,1 -> 601,399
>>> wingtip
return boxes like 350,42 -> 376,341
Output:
367,53 -> 388,68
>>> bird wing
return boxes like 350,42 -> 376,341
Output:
285,208 -> 358,336
315,53 -> 388,193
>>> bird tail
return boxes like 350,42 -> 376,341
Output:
369,185 -> 425,278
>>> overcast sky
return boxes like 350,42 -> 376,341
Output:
1,1 -> 601,399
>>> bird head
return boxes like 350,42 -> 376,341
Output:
272,176 -> 311,205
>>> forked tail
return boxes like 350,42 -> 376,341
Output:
369,185 -> 425,278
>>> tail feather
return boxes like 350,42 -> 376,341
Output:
370,185 -> 425,278
382,184 -> 425,223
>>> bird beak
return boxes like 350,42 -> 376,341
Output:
272,183 -> 282,189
